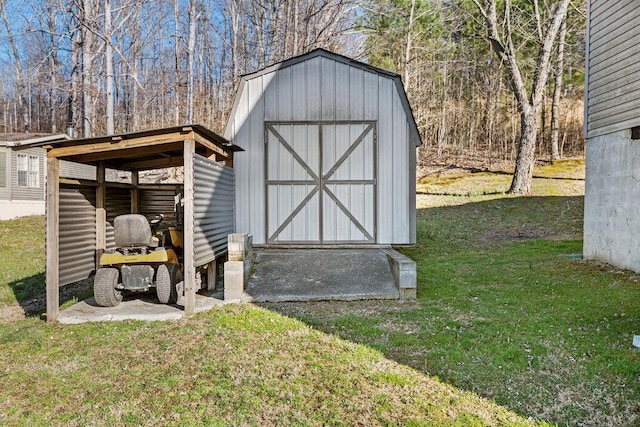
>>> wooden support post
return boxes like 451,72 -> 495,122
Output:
131,170 -> 139,213
183,139 -> 196,316
207,260 -> 217,291
46,157 -> 59,322
96,162 -> 106,269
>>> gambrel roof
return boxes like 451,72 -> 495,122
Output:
225,48 -> 422,147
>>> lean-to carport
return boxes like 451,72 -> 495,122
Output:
43,125 -> 242,322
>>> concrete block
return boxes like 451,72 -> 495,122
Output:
224,260 -> 245,302
228,233 -> 252,261
383,248 -> 417,301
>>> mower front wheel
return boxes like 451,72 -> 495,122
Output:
94,268 -> 122,307
156,264 -> 179,304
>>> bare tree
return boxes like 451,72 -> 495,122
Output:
550,15 -> 567,161
472,0 -> 570,194
0,0 -> 29,131
185,0 -> 199,124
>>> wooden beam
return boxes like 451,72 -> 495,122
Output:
47,132 -> 191,159
59,178 -> 99,187
96,163 -> 106,269
137,184 -> 181,191
119,155 -> 184,171
183,139 -> 196,316
46,157 -> 59,323
193,133 -> 233,159
65,142 -> 184,164
131,171 -> 139,214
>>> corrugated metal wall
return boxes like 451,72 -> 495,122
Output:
105,187 -> 131,250
226,54 -> 415,245
193,154 -> 235,267
139,187 -> 180,225
59,160 -> 97,180
59,185 -> 96,286
586,0 -> 640,137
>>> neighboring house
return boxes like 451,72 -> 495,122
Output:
225,48 -> 421,246
0,134 -> 70,220
583,2 -> 640,271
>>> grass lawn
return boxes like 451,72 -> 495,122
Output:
1,158 -> 639,425
0,216 -> 46,306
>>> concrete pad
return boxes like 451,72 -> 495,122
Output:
246,248 -> 399,302
57,289 -> 225,324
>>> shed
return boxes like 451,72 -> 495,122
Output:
583,1 -> 640,271
0,133 -> 69,220
43,125 -> 241,321
225,49 -> 421,246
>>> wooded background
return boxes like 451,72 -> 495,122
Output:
0,0 -> 585,171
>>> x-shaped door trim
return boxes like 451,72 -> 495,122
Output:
266,122 -> 376,243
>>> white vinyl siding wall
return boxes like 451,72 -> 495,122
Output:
11,147 -> 44,201
585,0 -> 640,137
226,53 -> 417,245
0,149 -> 8,199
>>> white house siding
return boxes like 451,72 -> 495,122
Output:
0,147 -> 9,200
226,53 -> 417,245
10,146 -> 44,201
585,0 -> 640,137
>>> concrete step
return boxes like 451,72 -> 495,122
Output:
246,248 -> 400,302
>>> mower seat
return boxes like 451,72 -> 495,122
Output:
114,214 -> 158,248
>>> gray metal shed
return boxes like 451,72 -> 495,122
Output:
225,49 -> 421,246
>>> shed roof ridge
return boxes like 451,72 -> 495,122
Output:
239,48 -> 401,81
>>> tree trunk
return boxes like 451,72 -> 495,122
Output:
82,0 -> 95,137
509,109 -> 539,194
173,0 -> 181,125
1,0 -> 29,132
105,0 -> 115,134
404,0 -> 416,87
551,16 -> 566,161
185,0 -> 197,124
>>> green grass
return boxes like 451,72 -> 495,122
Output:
0,216 -> 45,306
0,306 -> 540,425
1,157 -> 638,425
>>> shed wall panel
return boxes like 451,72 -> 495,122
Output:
59,185 -> 96,286
105,187 -> 132,250
321,57 -> 336,121
138,187 -> 179,224
248,77 -> 266,245
193,154 -> 235,266
586,0 -> 640,136
59,160 -> 97,180
229,54 -> 415,245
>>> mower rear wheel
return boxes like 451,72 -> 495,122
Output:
156,264 -> 178,304
94,268 -> 122,307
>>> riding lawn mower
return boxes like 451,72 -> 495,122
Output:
93,213 -> 184,307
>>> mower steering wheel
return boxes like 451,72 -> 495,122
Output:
149,213 -> 164,227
